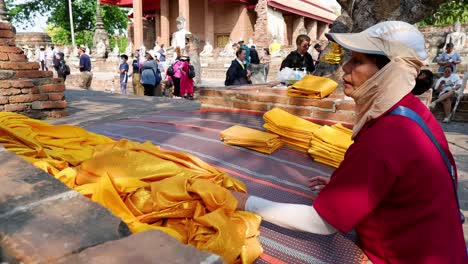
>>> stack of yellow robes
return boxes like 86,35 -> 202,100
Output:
288,75 -> 338,99
0,112 -> 262,264
220,125 -> 283,154
308,124 -> 353,168
263,108 -> 321,152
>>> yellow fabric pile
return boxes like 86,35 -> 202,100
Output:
263,108 -> 321,152
0,112 -> 262,264
220,125 -> 283,154
308,124 -> 353,168
288,75 -> 338,99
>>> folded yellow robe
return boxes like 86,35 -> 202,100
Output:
277,136 -> 310,152
0,112 -> 262,264
220,125 -> 284,154
287,75 -> 338,99
332,123 -> 353,136
263,108 -> 320,152
264,108 -> 321,133
313,125 -> 353,150
308,124 -> 354,168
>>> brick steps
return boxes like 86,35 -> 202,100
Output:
431,100 -> 468,123
453,100 -> 468,122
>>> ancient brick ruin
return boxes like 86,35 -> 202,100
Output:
199,84 -> 357,125
0,21 -> 67,119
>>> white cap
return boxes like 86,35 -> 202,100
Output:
326,21 -> 427,62
147,50 -> 157,59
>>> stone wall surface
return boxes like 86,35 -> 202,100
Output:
15,32 -> 53,49
199,83 -> 356,125
199,83 -> 435,125
0,22 -> 67,118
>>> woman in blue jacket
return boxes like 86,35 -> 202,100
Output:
140,51 -> 161,96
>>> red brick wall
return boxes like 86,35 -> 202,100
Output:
199,84 -> 356,125
189,0 -> 206,39
0,22 -> 67,118
213,3 -> 255,42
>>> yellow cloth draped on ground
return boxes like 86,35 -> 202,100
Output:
308,124 -> 353,168
0,112 -> 262,264
220,125 -> 283,154
263,108 -> 321,152
287,75 -> 338,99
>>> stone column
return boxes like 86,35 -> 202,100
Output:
178,0 -> 190,31
154,11 -> 161,43
253,0 -> 269,47
204,0 -> 214,45
306,20 -> 318,40
317,21 -> 328,41
292,16 -> 307,47
0,0 -> 8,21
160,0 -> 170,46
133,0 -> 144,49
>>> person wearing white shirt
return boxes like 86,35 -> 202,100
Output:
37,46 -> 47,71
430,66 -> 462,122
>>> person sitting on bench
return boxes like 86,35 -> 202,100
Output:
430,66 -> 462,123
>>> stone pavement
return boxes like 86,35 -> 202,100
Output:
51,88 -> 200,127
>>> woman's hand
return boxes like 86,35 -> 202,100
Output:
308,176 -> 330,193
231,191 -> 249,210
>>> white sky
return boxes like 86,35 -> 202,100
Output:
13,0 -> 49,32
15,0 -> 341,33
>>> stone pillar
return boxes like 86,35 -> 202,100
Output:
292,16 -> 307,48
186,34 -> 201,85
155,11 -> 161,43
204,0 -> 214,45
133,0 -> 144,49
253,0 -> 269,48
160,0 -> 170,46
178,0 -> 190,31
317,21 -> 328,41
0,0 -> 8,21
306,20 -> 318,40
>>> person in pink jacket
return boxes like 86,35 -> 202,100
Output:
172,56 -> 183,99
180,56 -> 194,100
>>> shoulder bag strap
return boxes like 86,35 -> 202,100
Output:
389,106 -> 464,223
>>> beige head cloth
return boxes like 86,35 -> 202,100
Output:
326,21 -> 427,138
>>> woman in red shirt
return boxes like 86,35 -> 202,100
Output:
232,21 -> 466,263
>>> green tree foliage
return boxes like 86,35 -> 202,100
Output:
45,25 -> 94,47
419,1 -> 468,25
6,0 -> 129,46
109,36 -> 128,53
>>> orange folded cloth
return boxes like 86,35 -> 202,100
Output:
287,75 -> 338,99
263,108 -> 320,152
0,112 -> 263,264
308,124 -> 354,168
220,125 -> 284,154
